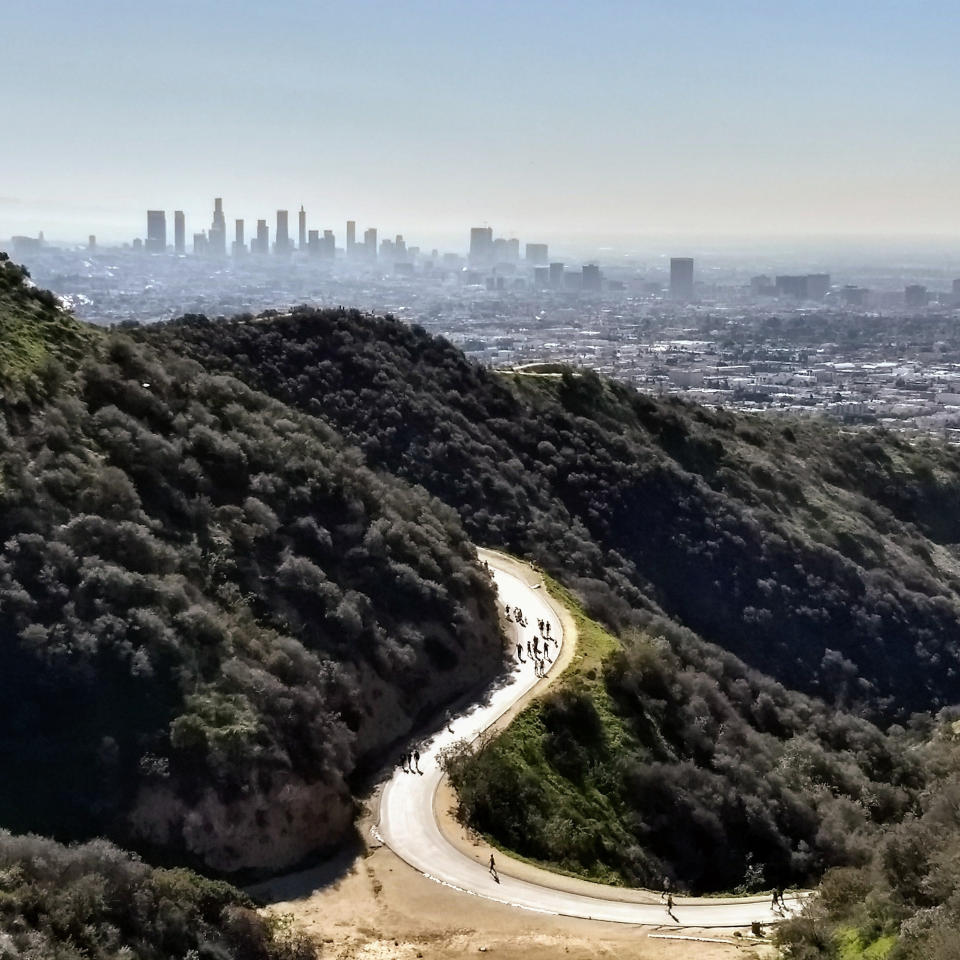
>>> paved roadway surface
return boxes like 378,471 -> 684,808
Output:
377,548 -> 804,927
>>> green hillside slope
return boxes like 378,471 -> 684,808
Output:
0,264 -> 503,874
143,308 -> 960,720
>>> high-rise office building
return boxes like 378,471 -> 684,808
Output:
775,275 -> 808,298
525,243 -> 548,265
582,264 -> 602,291
470,226 -> 493,265
549,262 -> 565,288
275,210 -> 290,253
806,274 -> 830,300
364,227 -> 378,260
506,238 -> 520,262
905,284 -> 928,309
533,266 -> 549,287
670,257 -> 694,300
174,210 -> 185,254
146,210 -> 166,252
255,219 -> 269,255
233,219 -> 245,256
298,206 -> 307,251
346,220 -> 356,257
323,229 -> 335,259
193,232 -> 207,255
88,235 -> 96,250
209,198 -> 227,256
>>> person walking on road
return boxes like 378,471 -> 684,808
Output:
660,877 -> 671,902
488,853 -> 499,882
414,749 -> 421,774
666,893 -> 676,921
516,642 -> 525,663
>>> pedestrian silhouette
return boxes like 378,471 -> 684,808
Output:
414,749 -> 422,774
516,642 -> 525,663
488,854 -> 499,882
666,893 -> 677,921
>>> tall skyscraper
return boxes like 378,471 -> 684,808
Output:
506,238 -> 520,261
174,210 -> 185,254
470,226 -> 493,265
364,227 -> 377,260
670,257 -> 694,300
145,210 -> 166,252
525,243 -> 548,264
549,262 -> 565,288
582,264 -> 602,291
88,235 -> 96,250
806,274 -> 830,300
254,219 -> 268,254
233,219 -> 245,256
209,198 -> 226,256
346,220 -> 356,257
276,210 -> 290,254
905,284 -> 928,309
298,206 -> 307,251
323,229 -> 335,259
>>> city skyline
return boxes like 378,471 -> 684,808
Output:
4,1 -> 960,245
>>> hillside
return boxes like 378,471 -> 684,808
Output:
143,307 -> 960,720
0,831 -> 315,960
0,253 -> 98,402
0,265 -> 503,874
5,270 -> 960,954
445,578 -> 919,895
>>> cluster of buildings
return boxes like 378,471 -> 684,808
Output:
8,206 -> 960,439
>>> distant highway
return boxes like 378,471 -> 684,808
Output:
377,548 -> 805,927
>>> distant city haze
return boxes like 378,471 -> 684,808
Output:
4,0 -> 960,249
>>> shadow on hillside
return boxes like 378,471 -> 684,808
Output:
246,830 -> 366,904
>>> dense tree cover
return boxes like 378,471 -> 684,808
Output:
143,307 -> 960,720
445,582 -> 921,893
777,723 -> 960,959
0,266 -> 502,869
0,830 -> 314,959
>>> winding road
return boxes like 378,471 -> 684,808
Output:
377,548 -> 804,928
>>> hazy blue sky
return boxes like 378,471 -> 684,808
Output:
4,0 -> 959,246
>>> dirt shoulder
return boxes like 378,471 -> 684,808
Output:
258,842 -> 776,960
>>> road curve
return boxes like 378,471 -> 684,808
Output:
377,548 -> 804,927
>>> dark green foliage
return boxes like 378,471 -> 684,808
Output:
0,266 -> 502,864
0,830 -> 315,959
447,599 -> 919,894
777,728 -> 960,959
143,307 -> 960,721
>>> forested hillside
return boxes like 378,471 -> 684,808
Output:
0,831 -> 314,960
6,265 -> 960,955
0,266 -> 503,874
144,307 -> 960,720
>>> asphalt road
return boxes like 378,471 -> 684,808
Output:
377,548 -> 803,927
